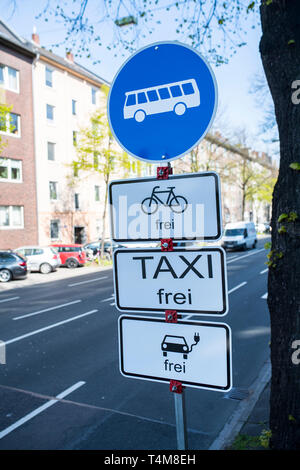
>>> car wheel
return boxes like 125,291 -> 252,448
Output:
40,263 -> 52,274
0,269 -> 12,282
66,258 -> 78,269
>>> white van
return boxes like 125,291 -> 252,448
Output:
221,221 -> 257,251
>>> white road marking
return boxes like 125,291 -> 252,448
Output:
68,276 -> 107,287
227,248 -> 265,264
0,381 -> 85,440
261,292 -> 268,299
13,300 -> 82,321
4,310 -> 98,346
0,296 -> 20,304
228,282 -> 247,294
101,296 -> 114,303
260,268 -> 268,274
110,302 -> 116,306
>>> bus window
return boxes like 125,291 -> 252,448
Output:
182,82 -> 194,95
170,85 -> 182,97
147,89 -> 159,102
158,87 -> 171,100
137,92 -> 147,104
126,94 -> 136,106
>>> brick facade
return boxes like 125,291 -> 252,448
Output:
0,42 -> 38,249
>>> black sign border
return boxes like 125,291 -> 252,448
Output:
109,172 -> 222,242
113,247 -> 228,316
119,315 -> 232,391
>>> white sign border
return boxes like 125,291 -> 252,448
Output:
118,315 -> 232,392
109,171 -> 223,243
113,246 -> 228,316
107,40 -> 218,164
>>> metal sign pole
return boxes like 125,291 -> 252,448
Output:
173,386 -> 188,450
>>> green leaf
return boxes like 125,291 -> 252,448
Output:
288,212 -> 298,222
288,39 -> 296,45
278,213 -> 288,223
264,242 -> 272,250
289,162 -> 300,170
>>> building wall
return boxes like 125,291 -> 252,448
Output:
32,56 -> 107,245
0,44 -> 38,249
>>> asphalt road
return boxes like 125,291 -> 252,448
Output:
0,238 -> 271,450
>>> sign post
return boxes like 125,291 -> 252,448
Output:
108,41 -> 228,450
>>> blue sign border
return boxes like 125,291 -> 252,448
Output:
107,41 -> 218,164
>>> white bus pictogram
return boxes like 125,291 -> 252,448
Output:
123,79 -> 200,122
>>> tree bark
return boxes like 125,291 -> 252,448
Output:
259,0 -> 300,449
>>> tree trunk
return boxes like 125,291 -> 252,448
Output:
259,0 -> 300,449
100,175 -> 109,261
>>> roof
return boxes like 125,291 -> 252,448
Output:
0,18 -> 110,87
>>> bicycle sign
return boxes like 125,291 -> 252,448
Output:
141,186 -> 188,215
108,41 -> 218,163
109,172 -> 222,242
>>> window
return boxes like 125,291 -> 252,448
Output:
49,181 -> 58,200
182,82 -> 194,95
45,67 -> 53,87
50,220 -> 59,240
32,248 -> 44,255
137,92 -> 147,104
170,85 -> 182,97
74,193 -> 80,210
147,90 -> 159,102
0,158 -> 22,182
0,205 -> 23,229
46,104 -> 54,121
126,94 -> 136,106
0,64 -> 19,92
158,87 -> 170,100
72,131 -> 77,146
72,99 -> 77,115
95,185 -> 100,202
0,112 -> 20,136
91,87 -> 97,105
47,142 -> 55,161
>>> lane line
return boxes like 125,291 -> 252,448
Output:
227,248 -> 265,264
228,282 -> 247,294
101,296 -> 114,303
260,268 -> 268,274
13,300 -> 82,321
261,292 -> 268,299
0,296 -> 20,304
68,276 -> 107,287
110,302 -> 116,306
0,381 -> 85,440
4,310 -> 98,346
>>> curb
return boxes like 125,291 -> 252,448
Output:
209,360 -> 271,450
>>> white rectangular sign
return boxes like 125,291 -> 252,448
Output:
113,247 -> 228,316
109,172 -> 222,242
119,316 -> 232,391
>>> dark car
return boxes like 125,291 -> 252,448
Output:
0,250 -> 27,282
84,240 -> 124,258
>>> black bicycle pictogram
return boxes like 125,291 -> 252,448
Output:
141,186 -> 188,215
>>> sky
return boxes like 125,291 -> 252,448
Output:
2,0 -> 277,158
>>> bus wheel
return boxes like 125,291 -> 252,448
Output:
134,110 -> 146,122
174,103 -> 186,116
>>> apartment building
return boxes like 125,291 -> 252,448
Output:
29,33 -> 111,246
0,20 -> 38,249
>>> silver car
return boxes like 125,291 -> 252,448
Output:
15,246 -> 61,274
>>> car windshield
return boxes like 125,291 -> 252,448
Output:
225,229 -> 245,236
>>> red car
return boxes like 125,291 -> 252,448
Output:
50,244 -> 86,268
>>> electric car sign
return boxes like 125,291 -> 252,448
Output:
109,172 -> 222,242
113,247 -> 228,316
119,316 -> 232,391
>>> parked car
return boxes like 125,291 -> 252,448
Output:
16,246 -> 61,273
221,221 -> 257,251
0,250 -> 27,282
256,222 -> 271,233
51,244 -> 86,268
84,240 -> 124,259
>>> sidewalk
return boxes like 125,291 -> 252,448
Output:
210,361 -> 271,450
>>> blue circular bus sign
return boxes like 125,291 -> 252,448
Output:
108,41 -> 218,163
